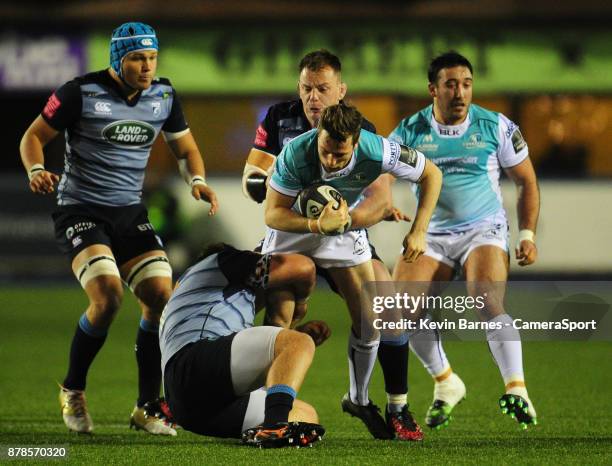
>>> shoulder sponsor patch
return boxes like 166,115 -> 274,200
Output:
254,124 -> 268,147
388,141 -> 401,166
43,93 -> 61,119
399,144 -> 418,168
511,129 -> 527,153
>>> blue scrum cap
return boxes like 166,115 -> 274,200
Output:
110,22 -> 158,76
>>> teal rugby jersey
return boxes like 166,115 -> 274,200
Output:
389,104 -> 528,232
269,128 -> 425,206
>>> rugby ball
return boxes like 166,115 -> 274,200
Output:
296,184 -> 343,219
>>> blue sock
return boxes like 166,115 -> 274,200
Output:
136,318 -> 161,407
63,314 -> 108,390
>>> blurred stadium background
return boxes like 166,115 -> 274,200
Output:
1,0 -> 611,282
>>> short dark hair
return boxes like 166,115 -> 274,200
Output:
428,51 -> 473,83
299,49 -> 342,74
318,103 -> 362,143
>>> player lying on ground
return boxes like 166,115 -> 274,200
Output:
159,243 -> 324,448
243,49 -> 461,440
20,22 -> 218,435
263,103 -> 442,440
389,51 -> 540,428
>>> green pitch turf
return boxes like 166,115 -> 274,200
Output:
1,286 -> 611,465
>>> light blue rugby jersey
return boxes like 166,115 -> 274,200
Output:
159,248 -> 268,371
269,128 -> 425,205
389,104 -> 528,232
42,70 -> 189,206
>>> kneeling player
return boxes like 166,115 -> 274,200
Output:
159,243 -> 324,447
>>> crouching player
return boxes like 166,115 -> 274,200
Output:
159,243 -> 324,448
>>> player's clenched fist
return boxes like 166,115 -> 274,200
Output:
516,239 -> 537,266
318,199 -> 349,235
295,320 -> 331,346
402,229 -> 426,263
29,170 -> 60,195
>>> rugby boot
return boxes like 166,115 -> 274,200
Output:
242,422 -> 325,448
59,385 -> 93,434
386,404 -> 424,441
341,393 -> 394,439
499,387 -> 537,429
426,372 -> 466,429
130,398 -> 177,436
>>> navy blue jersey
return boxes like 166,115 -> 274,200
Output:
41,70 -> 189,206
253,99 -> 377,156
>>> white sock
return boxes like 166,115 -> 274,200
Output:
386,393 -> 407,413
486,314 -> 524,384
409,317 -> 449,377
348,330 -> 380,406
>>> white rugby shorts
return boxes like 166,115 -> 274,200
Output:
262,227 -> 372,269
424,219 -> 509,269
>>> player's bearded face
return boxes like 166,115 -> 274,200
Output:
122,51 -> 158,90
430,66 -> 473,125
317,130 -> 356,172
298,66 -> 347,128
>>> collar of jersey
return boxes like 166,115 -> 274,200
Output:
320,151 -> 357,180
430,110 -> 471,138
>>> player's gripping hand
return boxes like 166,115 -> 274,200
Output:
402,229 -> 426,263
29,170 -> 60,195
318,199 -> 350,235
516,239 -> 537,266
191,184 -> 219,216
295,320 -> 331,346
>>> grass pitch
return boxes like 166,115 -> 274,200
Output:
1,286 -> 611,465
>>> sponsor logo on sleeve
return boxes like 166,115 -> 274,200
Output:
43,93 -> 61,119
389,141 -> 401,166
254,125 -> 268,147
505,121 -> 517,138
399,145 -> 418,168
511,129 -> 527,153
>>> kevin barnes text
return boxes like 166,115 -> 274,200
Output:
373,318 -> 598,332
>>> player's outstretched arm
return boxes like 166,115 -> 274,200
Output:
505,158 -> 540,266
402,159 -> 442,262
20,115 -> 60,195
167,132 -> 219,216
